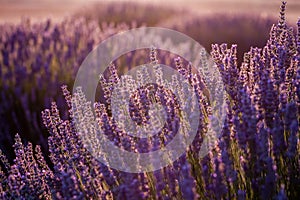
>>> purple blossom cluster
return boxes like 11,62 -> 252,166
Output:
0,2 -> 299,200
0,17 -> 133,161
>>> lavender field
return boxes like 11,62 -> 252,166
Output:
0,1 -> 299,199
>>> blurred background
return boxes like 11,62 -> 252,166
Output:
0,0 -> 299,24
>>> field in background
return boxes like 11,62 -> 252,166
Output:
0,0 -> 299,25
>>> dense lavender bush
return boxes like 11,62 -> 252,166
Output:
0,18 -> 134,161
0,2 -> 299,200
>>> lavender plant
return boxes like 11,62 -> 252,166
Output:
0,18 -> 133,161
0,2 -> 299,200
